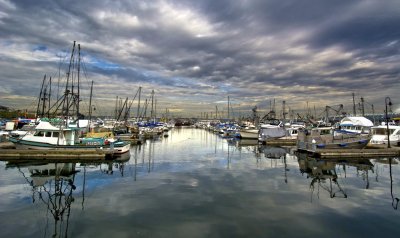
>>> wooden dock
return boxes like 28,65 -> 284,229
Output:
118,137 -> 143,144
0,142 -> 15,149
0,148 -> 108,160
296,147 -> 400,159
264,139 -> 297,146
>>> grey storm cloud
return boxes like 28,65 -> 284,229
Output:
0,0 -> 399,116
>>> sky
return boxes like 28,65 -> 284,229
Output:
0,0 -> 399,118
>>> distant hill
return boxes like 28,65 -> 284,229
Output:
0,105 -> 9,111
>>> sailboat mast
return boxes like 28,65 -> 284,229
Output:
227,96 -> 230,120
77,44 -> 81,124
48,77 -> 52,118
36,75 -> 46,118
137,86 -> 141,121
352,92 -> 356,116
88,80 -> 94,125
63,41 -> 76,125
151,90 -> 154,120
41,77 -> 47,119
115,96 -> 118,119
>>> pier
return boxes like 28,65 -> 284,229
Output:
0,149 -> 108,160
263,138 -> 297,146
0,142 -> 115,160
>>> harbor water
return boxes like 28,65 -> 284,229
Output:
1,127 -> 399,237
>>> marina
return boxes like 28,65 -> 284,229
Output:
1,1 -> 400,237
0,127 -> 400,237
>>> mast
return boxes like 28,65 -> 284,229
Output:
48,77 -> 52,118
77,44 -> 81,126
41,79 -> 47,119
88,81 -> 94,127
143,99 -> 148,119
155,98 -> 157,123
115,96 -> 118,120
150,90 -> 154,120
227,96 -> 230,120
36,75 -> 46,118
360,97 -> 365,116
282,100 -> 286,123
352,92 -> 356,116
63,41 -> 76,124
136,86 -> 141,121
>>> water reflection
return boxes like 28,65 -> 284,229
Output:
5,154 -> 131,238
376,158 -> 400,210
1,128 -> 400,237
14,162 -> 77,238
388,158 -> 400,209
298,154 -> 377,202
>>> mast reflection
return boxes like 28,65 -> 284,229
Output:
9,154 -> 130,237
373,158 -> 400,210
298,154 -> 374,201
16,162 -> 77,238
389,158 -> 399,210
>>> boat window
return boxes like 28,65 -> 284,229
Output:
320,130 -> 331,135
53,132 -> 59,137
396,130 -> 400,135
34,131 -> 44,137
45,131 -> 52,137
372,128 -> 386,135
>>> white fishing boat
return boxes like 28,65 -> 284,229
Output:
369,125 -> 400,147
238,125 -> 259,139
258,119 -> 286,144
9,41 -> 130,155
282,122 -> 305,140
336,116 -> 373,135
8,121 -> 130,154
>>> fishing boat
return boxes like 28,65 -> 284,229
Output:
369,124 -> 400,147
8,41 -> 130,154
238,125 -> 259,139
8,121 -> 130,154
335,116 -> 373,135
258,119 -> 286,144
297,126 -> 371,151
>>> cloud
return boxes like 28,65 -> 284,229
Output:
0,0 -> 399,116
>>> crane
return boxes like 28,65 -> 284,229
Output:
323,104 -> 345,124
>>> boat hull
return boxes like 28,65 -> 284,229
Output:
239,129 -> 259,139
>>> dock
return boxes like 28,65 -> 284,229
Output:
0,142 -> 16,149
296,147 -> 400,159
0,149 -> 108,160
118,136 -> 143,144
263,139 -> 297,146
0,141 -> 112,160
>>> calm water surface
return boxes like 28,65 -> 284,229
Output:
0,128 -> 399,237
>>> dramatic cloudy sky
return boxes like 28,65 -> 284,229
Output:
0,0 -> 399,117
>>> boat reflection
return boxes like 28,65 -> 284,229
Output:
258,145 -> 288,159
298,154 -> 374,201
14,162 -> 78,238
257,145 -> 294,183
6,154 -> 131,238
